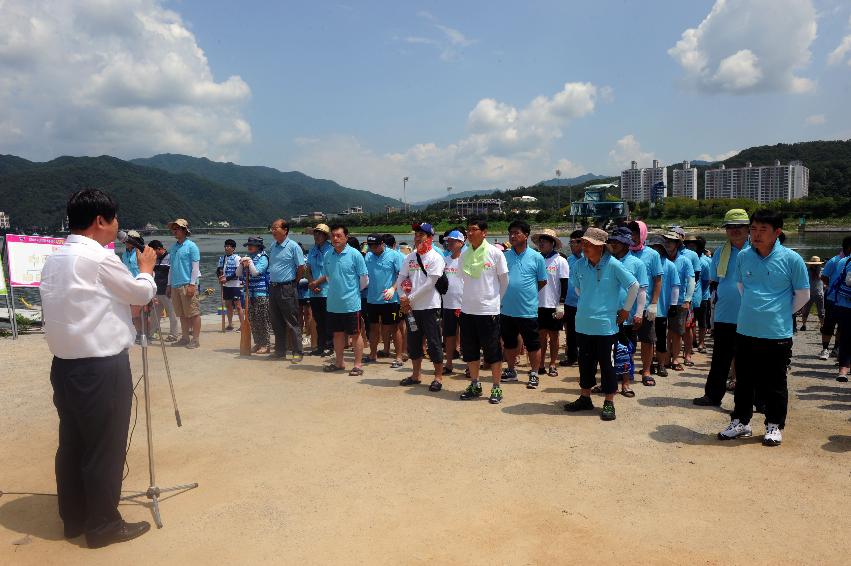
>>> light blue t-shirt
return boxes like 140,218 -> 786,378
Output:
574,252 -> 638,336
326,245 -> 368,314
735,240 -> 809,339
673,252 -> 695,306
307,241 -> 332,298
700,255 -> 712,302
833,257 -> 851,308
564,253 -> 582,307
709,242 -> 747,324
823,254 -> 842,303
501,247 -> 547,318
680,247 -> 702,301
168,239 -> 200,287
268,238 -> 305,283
365,248 -> 402,304
630,246 -> 663,279
658,258 -> 680,312
616,253 -> 648,325
121,249 -> 139,277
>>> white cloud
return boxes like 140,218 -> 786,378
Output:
0,0 -> 251,161
828,15 -> 851,66
697,149 -> 739,162
608,135 -> 655,170
399,11 -> 477,61
805,114 -> 826,125
668,0 -> 817,94
290,82 -> 600,199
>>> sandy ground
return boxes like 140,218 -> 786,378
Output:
1,320 -> 849,565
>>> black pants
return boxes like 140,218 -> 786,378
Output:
269,283 -> 302,354
310,297 -> 333,351
835,305 -> 851,367
703,321 -> 737,403
407,308 -> 443,363
50,351 -> 133,535
564,305 -> 578,363
731,334 -> 792,429
577,332 -> 618,395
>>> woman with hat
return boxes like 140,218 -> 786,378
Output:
236,236 -> 272,354
798,256 -> 825,332
532,229 -> 569,379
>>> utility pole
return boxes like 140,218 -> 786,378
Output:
403,176 -> 409,213
447,186 -> 453,215
555,169 -> 561,217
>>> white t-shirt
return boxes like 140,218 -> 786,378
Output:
538,253 -> 570,308
442,254 -> 464,310
460,243 -> 509,316
399,248 -> 445,311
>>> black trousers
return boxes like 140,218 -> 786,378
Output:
310,297 -> 333,351
269,284 -> 302,354
703,321 -> 737,403
731,334 -> 792,429
407,308 -> 443,363
564,305 -> 578,363
835,305 -> 851,367
50,351 -> 132,535
577,332 -> 618,395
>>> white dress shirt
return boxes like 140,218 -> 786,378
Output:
40,234 -> 156,359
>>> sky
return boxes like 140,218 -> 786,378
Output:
1,0 -> 851,201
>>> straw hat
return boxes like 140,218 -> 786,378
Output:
531,228 -> 562,249
580,227 -> 607,246
313,223 -> 330,235
805,255 -> 823,266
167,218 -> 191,235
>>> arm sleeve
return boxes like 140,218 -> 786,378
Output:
622,281 -> 640,311
635,288 -> 646,314
360,274 -> 369,290
190,261 -> 200,284
792,288 -> 810,312
683,277 -> 696,302
99,255 -> 156,306
559,278 -> 568,303
498,271 -> 509,299
670,286 -> 680,305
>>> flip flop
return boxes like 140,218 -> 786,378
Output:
547,366 -> 559,377
348,367 -> 364,376
324,363 -> 345,373
591,385 -> 603,394
683,360 -> 695,367
399,376 -> 421,386
428,380 -> 443,391
620,388 -> 636,397
390,360 -> 405,369
642,375 -> 656,386
670,363 -> 684,371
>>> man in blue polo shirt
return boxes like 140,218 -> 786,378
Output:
694,209 -> 749,406
560,229 -> 584,367
364,233 -> 403,365
647,235 -> 680,377
717,209 -> 809,447
818,236 -> 851,359
307,223 -> 333,357
628,221 -> 663,384
166,218 -> 202,349
664,232 -> 695,371
267,218 -> 305,362
500,219 -> 548,390
672,227 -> 702,366
323,224 -> 369,376
564,227 -> 639,421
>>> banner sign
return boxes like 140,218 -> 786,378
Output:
5,234 -> 115,288
0,262 -> 7,296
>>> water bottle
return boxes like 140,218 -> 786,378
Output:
406,312 -> 418,332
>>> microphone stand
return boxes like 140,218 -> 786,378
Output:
121,299 -> 197,528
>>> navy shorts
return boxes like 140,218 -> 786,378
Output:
222,286 -> 243,305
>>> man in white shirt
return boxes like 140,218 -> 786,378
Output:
441,230 -> 466,374
457,217 -> 510,404
392,222 -> 446,391
40,189 -> 156,548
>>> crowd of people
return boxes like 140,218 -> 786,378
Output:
120,205 -> 848,447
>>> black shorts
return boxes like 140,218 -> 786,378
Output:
668,305 -> 686,336
500,314 -> 541,352
298,298 -> 309,306
537,308 -> 562,332
407,308 -> 443,363
222,286 -> 243,304
442,308 -> 460,337
367,302 -> 401,326
636,315 -> 656,344
654,316 -> 668,353
327,311 -> 362,336
460,313 -> 502,364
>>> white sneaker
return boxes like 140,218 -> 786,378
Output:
717,419 -> 753,441
763,423 -> 782,446
818,348 -> 830,360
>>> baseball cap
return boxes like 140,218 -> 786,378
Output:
244,236 -> 264,248
670,226 -> 686,239
366,233 -> 383,245
607,226 -> 633,246
722,209 -> 750,227
412,222 -> 435,236
445,229 -> 465,242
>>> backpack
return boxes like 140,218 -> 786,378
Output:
416,253 -> 449,295
833,257 -> 851,302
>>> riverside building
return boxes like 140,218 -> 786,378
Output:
671,161 -> 698,200
620,160 -> 667,203
704,160 -> 809,203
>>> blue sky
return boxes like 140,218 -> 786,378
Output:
2,0 -> 850,200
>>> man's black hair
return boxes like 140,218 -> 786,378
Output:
454,226 -> 467,237
842,235 -> 851,254
67,188 -> 118,231
466,216 -> 487,231
330,223 -> 349,236
225,239 -> 237,248
347,236 -> 360,250
508,219 -> 531,235
382,233 -> 396,247
148,239 -> 163,250
750,209 -> 783,230
570,229 -> 584,240
695,235 -> 706,254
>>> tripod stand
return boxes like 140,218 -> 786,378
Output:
121,301 -> 198,528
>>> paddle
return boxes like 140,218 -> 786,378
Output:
217,266 -> 226,332
240,269 -> 252,356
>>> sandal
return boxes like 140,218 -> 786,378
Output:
390,359 -> 405,369
591,384 -> 603,394
428,380 -> 443,391
620,388 -> 636,398
683,360 -> 695,367
670,363 -> 684,371
361,356 -> 376,364
697,347 -> 707,354
444,365 -> 454,375
547,366 -> 559,377
324,363 -> 345,373
399,376 -> 421,386
642,375 -> 656,386
348,367 -> 364,376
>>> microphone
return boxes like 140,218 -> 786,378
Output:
118,230 -> 145,252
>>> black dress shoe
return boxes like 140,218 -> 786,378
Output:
64,524 -> 84,539
86,520 -> 151,549
692,395 -> 721,407
268,351 -> 287,359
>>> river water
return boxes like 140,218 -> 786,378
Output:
7,230 -> 848,315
